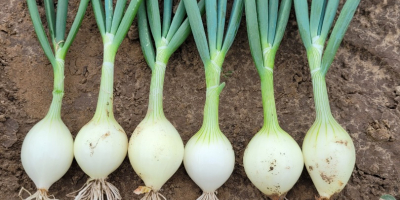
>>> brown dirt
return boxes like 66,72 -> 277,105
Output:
1,1 -> 399,200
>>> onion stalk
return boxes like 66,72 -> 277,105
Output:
20,0 -> 89,200
71,0 -> 143,199
294,0 -> 360,199
243,1 -> 304,200
128,0 -> 205,199
182,0 -> 243,199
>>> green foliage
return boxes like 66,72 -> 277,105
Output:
27,0 -> 90,65
321,0 -> 360,75
92,0 -> 143,51
55,0 -> 69,45
380,195 -> 397,200
245,0 -> 292,72
138,0 -> 205,69
294,0 -> 361,76
183,0 -> 244,66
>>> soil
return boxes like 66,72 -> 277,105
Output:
0,0 -> 399,200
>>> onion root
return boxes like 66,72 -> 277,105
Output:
196,192 -> 219,200
138,191 -> 166,200
68,178 -> 121,200
18,188 -> 56,200
269,193 -> 288,200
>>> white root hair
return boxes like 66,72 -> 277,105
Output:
139,191 -> 167,200
268,195 -> 289,200
67,178 -> 121,200
18,187 -> 57,200
196,192 -> 219,200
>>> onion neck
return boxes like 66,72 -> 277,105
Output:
93,33 -> 117,122
312,73 -> 333,121
258,49 -> 281,133
201,85 -> 222,133
145,44 -> 171,121
145,61 -> 167,121
199,56 -> 225,136
259,70 -> 280,133
308,46 -> 333,121
45,53 -> 65,120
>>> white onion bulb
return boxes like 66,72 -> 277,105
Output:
128,118 -> 184,194
303,119 -> 355,199
244,129 -> 303,199
74,119 -> 128,179
184,132 -> 235,195
21,117 -> 73,199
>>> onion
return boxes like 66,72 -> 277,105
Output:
126,1 -> 198,197
69,1 -> 143,198
182,0 -> 243,198
293,0 -> 360,198
20,0 -> 89,199
72,61 -> 128,200
242,1 -> 303,199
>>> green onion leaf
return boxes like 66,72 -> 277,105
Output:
166,20 -> 191,58
44,0 -> 56,47
147,0 -> 162,47
167,0 -> 206,58
321,0 -> 360,76
272,0 -> 292,49
380,195 -> 396,200
320,0 -> 339,42
206,0 -> 217,57
138,0 -> 156,70
111,0 -> 127,35
162,0 -> 173,38
55,0 -> 69,46
244,0 -> 264,72
268,0 -> 278,45
105,0 -> 114,33
317,0 -> 327,35
216,0 -> 227,50
26,0 -> 55,66
310,0 -> 325,39
221,0 -> 243,55
256,0 -> 269,49
166,1 -> 185,41
294,0 -> 311,49
113,0 -> 143,50
92,0 -> 106,36
183,0 -> 211,64
60,0 -> 90,57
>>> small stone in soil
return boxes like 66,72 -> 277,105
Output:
395,86 -> 400,96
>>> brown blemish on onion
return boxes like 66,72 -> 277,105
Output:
320,172 -> 335,184
335,140 -> 348,146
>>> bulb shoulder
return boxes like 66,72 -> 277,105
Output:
304,118 -> 354,151
23,117 -> 72,141
188,127 -> 233,146
129,116 -> 183,143
130,118 -> 182,141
